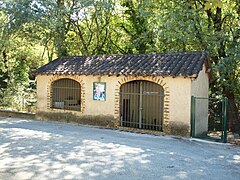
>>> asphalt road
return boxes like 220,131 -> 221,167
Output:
0,116 -> 240,180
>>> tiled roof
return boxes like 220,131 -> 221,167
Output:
34,51 -> 208,78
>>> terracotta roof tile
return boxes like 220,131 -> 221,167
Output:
33,51 -> 208,78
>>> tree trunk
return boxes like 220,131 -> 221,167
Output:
203,5 -> 240,134
223,88 -> 240,134
55,0 -> 68,56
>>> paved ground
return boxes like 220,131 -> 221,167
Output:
0,117 -> 240,180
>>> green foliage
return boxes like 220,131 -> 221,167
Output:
204,0 -> 223,11
119,0 -> 155,53
151,1 -> 239,107
0,6 -> 43,111
0,0 -> 239,116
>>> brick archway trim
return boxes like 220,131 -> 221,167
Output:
114,76 -> 170,129
47,75 -> 85,113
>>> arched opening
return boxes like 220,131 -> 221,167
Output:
120,80 -> 164,131
51,78 -> 81,111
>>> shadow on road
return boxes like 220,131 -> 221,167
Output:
0,117 -> 240,180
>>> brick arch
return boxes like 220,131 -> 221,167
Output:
47,75 -> 86,112
114,76 -> 170,129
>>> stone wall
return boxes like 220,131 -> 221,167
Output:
0,110 -> 36,119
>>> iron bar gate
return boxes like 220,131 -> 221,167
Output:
51,78 -> 81,111
191,96 -> 228,143
120,80 -> 164,131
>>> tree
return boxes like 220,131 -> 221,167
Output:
152,0 -> 240,132
65,0 -> 118,55
0,2 -> 45,110
119,0 -> 155,53
0,0 -> 239,129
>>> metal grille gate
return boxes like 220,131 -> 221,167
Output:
191,96 -> 228,143
51,78 -> 81,111
120,80 -> 164,131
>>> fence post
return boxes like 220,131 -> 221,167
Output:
222,97 -> 228,143
191,96 -> 196,137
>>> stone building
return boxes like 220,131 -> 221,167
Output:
34,51 -> 209,136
